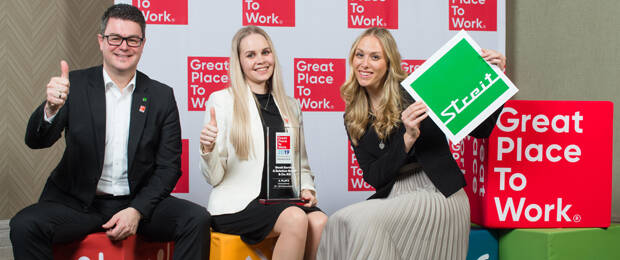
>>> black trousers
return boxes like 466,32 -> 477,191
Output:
10,196 -> 211,260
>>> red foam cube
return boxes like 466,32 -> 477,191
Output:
53,232 -> 174,260
450,100 -> 613,228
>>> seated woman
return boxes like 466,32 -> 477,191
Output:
199,26 -> 327,260
317,27 -> 506,260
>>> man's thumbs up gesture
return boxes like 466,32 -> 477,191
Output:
45,60 -> 70,118
200,107 -> 218,153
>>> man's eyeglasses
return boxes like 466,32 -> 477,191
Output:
103,35 -> 143,47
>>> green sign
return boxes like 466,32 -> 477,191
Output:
401,30 -> 518,143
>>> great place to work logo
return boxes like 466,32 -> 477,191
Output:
348,0 -> 398,29
348,141 -> 374,191
451,101 -> 614,228
293,58 -> 345,112
243,0 -> 295,27
401,59 -> 425,74
133,0 -> 188,24
187,57 -> 230,111
449,0 -> 497,31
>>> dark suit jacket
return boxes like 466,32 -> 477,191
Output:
349,96 -> 502,199
25,65 -> 182,220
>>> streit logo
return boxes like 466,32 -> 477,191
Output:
133,0 -> 188,25
348,0 -> 398,29
243,0 -> 295,27
449,0 -> 497,31
187,57 -> 230,111
294,58 -> 345,112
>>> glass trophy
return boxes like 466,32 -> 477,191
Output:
259,125 -> 304,205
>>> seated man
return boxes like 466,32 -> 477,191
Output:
10,4 -> 210,260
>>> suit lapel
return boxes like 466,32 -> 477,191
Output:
127,72 -> 150,173
86,66 -> 106,170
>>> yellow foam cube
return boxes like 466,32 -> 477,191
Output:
210,232 -> 275,260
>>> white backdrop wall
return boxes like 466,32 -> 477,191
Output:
116,0 -> 506,215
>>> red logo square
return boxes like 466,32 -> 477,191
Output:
276,135 -> 290,149
187,57 -> 230,111
348,141 -> 375,191
133,0 -> 188,25
294,58 -> 345,112
449,0 -> 497,31
452,101 -> 613,228
348,0 -> 398,29
401,59 -> 425,75
243,0 -> 295,27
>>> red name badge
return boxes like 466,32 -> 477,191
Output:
451,100 -> 613,228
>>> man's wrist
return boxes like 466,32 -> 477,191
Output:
128,207 -> 143,219
43,103 -> 58,122
44,103 -> 57,117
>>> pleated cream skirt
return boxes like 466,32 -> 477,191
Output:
317,167 -> 470,260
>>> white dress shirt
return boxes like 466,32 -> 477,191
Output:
96,70 -> 136,196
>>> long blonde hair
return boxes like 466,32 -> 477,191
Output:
228,26 -> 298,160
342,27 -> 408,146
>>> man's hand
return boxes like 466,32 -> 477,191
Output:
45,60 -> 70,118
102,207 -> 142,241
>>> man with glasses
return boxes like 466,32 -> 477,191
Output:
10,4 -> 210,260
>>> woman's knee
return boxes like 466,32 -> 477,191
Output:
324,206 -> 366,231
307,212 -> 328,230
275,207 -> 308,234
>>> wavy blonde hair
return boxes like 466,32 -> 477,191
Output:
228,26 -> 298,160
342,27 -> 408,146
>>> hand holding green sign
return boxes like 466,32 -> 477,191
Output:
401,30 -> 518,143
